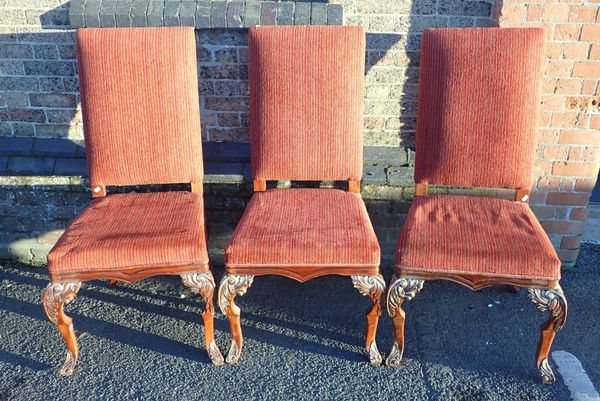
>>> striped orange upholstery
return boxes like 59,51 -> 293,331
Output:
415,28 -> 545,190
249,26 -> 365,181
396,195 -> 560,280
225,189 -> 380,281
48,192 -> 209,274
77,27 -> 203,188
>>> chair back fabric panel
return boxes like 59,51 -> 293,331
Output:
76,27 -> 203,187
415,27 -> 545,190
249,26 -> 365,181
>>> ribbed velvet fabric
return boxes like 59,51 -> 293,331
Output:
414,28 -> 545,190
225,189 -> 380,275
249,26 -> 365,181
76,27 -> 203,188
396,195 -> 561,280
48,192 -> 209,274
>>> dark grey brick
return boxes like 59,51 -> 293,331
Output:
204,97 -> 248,112
311,3 -> 327,25
0,61 -> 25,75
227,1 -> 244,28
130,1 -> 148,26
204,162 -> 244,176
83,0 -> 102,27
39,77 -> 65,92
115,0 -> 132,27
0,137 -> 34,156
364,146 -> 408,165
99,0 -> 117,27
179,1 -> 196,26
30,93 -> 77,108
0,109 -> 45,123
146,1 -> 164,27
214,48 -> 237,63
260,2 -> 277,25
24,61 -> 74,76
199,65 -> 244,79
211,1 -> 227,28
0,123 -> 10,136
32,138 -> 80,157
63,77 -> 79,92
54,158 -> 88,175
277,2 -> 294,25
163,1 -> 180,26
203,142 -> 250,162
39,6 -> 70,27
326,4 -> 343,25
195,1 -> 211,28
439,1 -> 493,17
12,123 -> 35,136
294,2 -> 310,25
7,157 -> 55,174
4,93 -> 29,108
0,157 -> 7,172
35,124 -> 74,138
363,163 -> 387,185
213,80 -> 241,96
68,0 -> 86,28
33,44 -> 59,60
387,166 -> 414,187
0,43 -> 32,59
57,45 -> 76,60
45,109 -> 76,124
244,1 -> 260,27
447,16 -> 476,27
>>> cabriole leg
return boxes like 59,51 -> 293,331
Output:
42,281 -> 82,376
385,276 -> 424,367
218,274 -> 254,364
528,285 -> 568,384
181,272 -> 224,366
351,274 -> 386,365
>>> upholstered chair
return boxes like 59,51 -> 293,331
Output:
386,27 -> 567,384
218,26 -> 384,365
43,27 -> 224,375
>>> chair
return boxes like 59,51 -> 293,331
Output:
218,26 -> 384,365
386,27 -> 567,384
43,27 -> 224,375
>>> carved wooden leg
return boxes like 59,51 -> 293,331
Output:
181,272 -> 224,366
528,285 -> 568,384
42,281 -> 82,376
218,274 -> 254,364
385,276 -> 424,367
351,274 -> 385,365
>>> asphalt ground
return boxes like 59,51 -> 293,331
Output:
1,242 -> 598,400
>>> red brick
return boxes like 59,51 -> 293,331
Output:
542,4 -> 570,21
550,111 -> 580,128
530,190 -> 548,205
591,44 -> 600,60
543,78 -> 558,94
531,206 -> 557,219
571,207 -> 589,220
560,177 -> 576,191
541,220 -> 586,235
554,79 -> 582,94
527,4 -> 543,21
554,207 -> 570,219
547,191 -> 591,206
581,25 -> 600,41
538,129 -> 559,144
538,176 -> 562,190
545,43 -> 563,59
568,5 -> 598,22
545,60 -> 573,77
543,145 -> 569,160
552,161 -> 599,177
559,130 -> 600,145
501,4 -> 527,21
575,177 -> 598,192
561,236 -> 582,249
554,24 -> 581,41
573,62 -> 600,78
534,160 -> 553,176
563,43 -> 590,59
582,80 -> 599,95
541,95 -> 564,111
591,114 -> 600,129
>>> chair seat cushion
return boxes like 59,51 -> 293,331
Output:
225,188 -> 380,281
396,195 -> 560,281
48,192 -> 209,277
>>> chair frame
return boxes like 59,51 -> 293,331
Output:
43,181 -> 225,376
218,179 -> 386,366
386,183 -> 568,384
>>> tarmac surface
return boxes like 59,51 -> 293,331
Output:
1,242 -> 599,400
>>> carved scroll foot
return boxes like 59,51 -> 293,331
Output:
351,274 -> 385,366
528,285 -> 567,385
181,272 -> 224,366
43,281 -> 82,376
385,276 -> 424,367
218,274 -> 254,364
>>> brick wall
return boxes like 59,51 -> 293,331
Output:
494,0 -> 600,265
0,0 -> 598,269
